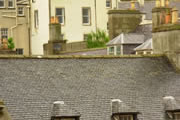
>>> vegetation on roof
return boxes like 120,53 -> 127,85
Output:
86,29 -> 109,48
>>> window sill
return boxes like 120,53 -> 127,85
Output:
82,23 -> 91,26
17,15 -> 25,17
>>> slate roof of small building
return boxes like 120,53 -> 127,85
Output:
0,57 -> 180,120
106,33 -> 144,46
134,38 -> 152,51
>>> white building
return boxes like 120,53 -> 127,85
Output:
31,0 -> 49,55
50,0 -> 119,43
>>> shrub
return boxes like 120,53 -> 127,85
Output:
86,29 -> 109,48
8,37 -> 15,50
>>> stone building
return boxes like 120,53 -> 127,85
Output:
152,0 -> 180,70
0,0 -> 31,55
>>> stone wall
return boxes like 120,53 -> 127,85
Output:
153,30 -> 180,70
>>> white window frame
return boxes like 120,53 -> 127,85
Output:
108,46 -> 114,55
17,7 -> 24,16
82,7 -> 91,25
0,0 -> 5,8
106,0 -> 112,8
56,8 -> 65,25
1,28 -> 8,40
8,0 -> 14,8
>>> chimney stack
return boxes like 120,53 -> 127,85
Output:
130,0 -> 136,10
156,0 -> 161,7
165,0 -> 169,7
172,7 -> 179,24
111,99 -> 122,113
160,0 -> 165,7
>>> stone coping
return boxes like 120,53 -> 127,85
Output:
60,47 -> 106,54
153,24 -> 180,32
108,9 -> 142,14
0,54 -> 164,59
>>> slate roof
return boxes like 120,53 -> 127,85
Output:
0,57 -> 180,120
106,33 -> 144,46
134,38 -> 152,51
118,1 -> 180,20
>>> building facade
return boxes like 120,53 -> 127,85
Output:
31,0 -> 49,55
50,0 -> 118,43
0,0 -> 31,55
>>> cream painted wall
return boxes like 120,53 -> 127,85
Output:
31,0 -> 49,55
51,0 -> 117,43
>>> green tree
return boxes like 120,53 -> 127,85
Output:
86,29 -> 109,48
8,37 -> 15,50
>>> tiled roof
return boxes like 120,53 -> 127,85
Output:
106,33 -> 144,46
0,58 -> 180,120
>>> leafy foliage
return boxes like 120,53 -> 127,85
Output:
8,37 -> 15,50
86,29 -> 109,48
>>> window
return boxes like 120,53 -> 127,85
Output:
17,7 -> 24,16
1,28 -> 8,39
174,113 -> 180,120
8,0 -> 14,8
106,0 -> 112,8
56,8 -> 65,25
0,0 -> 4,8
34,10 -> 39,28
83,34 -> 88,41
112,115 -> 133,120
82,8 -> 91,25
109,46 -> 114,55
60,34 -> 64,39
117,46 -> 121,55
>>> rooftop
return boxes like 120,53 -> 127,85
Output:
0,55 -> 180,120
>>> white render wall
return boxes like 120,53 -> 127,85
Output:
31,0 -> 49,55
51,0 -> 117,43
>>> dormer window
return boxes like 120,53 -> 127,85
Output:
174,112 -> 180,120
112,113 -> 138,120
111,99 -> 139,120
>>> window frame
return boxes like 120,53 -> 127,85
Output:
8,0 -> 14,8
106,0 -> 112,8
55,7 -> 65,25
34,10 -> 39,28
17,7 -> 24,16
0,0 -> 5,8
82,7 -> 91,26
109,46 -> 114,55
1,28 -> 8,40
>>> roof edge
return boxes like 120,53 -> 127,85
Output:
0,54 -> 164,59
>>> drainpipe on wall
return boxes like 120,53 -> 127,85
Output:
27,2 -> 32,55
94,0 -> 97,32
116,0 -> 118,9
49,0 -> 51,24
10,0 -> 18,39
